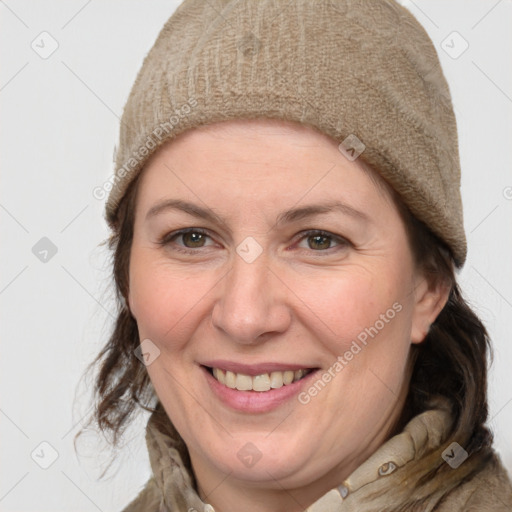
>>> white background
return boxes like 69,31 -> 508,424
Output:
1,1 -> 511,510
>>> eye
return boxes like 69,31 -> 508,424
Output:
157,228 -> 216,253
178,230 -> 210,248
295,229 -> 351,252
157,228 -> 351,255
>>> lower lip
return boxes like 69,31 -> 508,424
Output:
202,366 -> 319,413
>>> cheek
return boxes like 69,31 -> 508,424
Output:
294,267 -> 410,348
295,265 -> 415,403
297,272 -> 413,412
128,248 -> 216,348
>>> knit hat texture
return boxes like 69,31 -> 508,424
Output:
105,0 -> 467,266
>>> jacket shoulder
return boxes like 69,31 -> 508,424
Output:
435,452 -> 512,511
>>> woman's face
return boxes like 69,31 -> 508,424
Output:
128,119 -> 444,498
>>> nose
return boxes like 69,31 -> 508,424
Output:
211,249 -> 291,345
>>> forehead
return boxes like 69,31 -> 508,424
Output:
135,118 -> 396,219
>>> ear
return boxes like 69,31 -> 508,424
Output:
410,274 -> 450,344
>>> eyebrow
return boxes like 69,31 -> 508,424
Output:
275,201 -> 369,226
146,199 -> 230,230
145,198 -> 369,227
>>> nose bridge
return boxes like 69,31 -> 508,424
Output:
212,249 -> 289,344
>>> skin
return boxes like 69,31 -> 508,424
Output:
128,118 -> 449,512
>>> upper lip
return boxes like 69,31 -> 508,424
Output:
201,360 -> 317,376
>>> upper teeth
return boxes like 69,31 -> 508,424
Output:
211,368 -> 309,392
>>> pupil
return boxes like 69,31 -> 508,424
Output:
310,235 -> 330,250
185,232 -> 204,247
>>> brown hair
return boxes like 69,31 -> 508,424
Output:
76,154 -> 493,480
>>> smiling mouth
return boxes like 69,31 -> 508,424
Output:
204,366 -> 316,392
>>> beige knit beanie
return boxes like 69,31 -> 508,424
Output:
104,0 -> 466,266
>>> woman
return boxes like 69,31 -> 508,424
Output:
80,0 -> 512,510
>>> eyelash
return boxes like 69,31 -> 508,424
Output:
157,228 -> 351,256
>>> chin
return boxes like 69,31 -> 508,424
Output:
195,432 -> 326,487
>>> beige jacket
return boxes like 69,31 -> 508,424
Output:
121,397 -> 512,511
